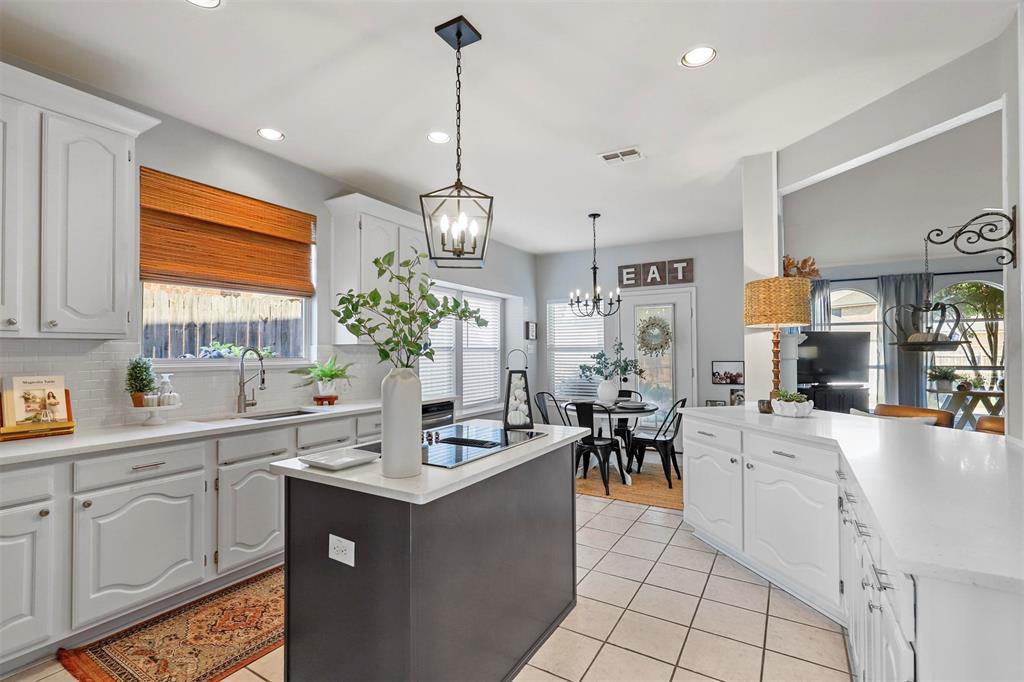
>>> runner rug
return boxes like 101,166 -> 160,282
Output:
58,567 -> 283,682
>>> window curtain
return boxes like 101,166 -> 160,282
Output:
810,279 -> 831,330
879,273 -> 933,407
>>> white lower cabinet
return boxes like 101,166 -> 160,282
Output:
683,442 -> 743,549
217,455 -> 284,573
0,501 -> 54,655
742,458 -> 840,608
72,471 -> 206,628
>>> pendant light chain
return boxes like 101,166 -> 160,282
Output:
455,32 -> 463,185
592,214 -> 598,269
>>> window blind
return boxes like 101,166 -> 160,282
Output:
139,167 -> 316,297
462,293 -> 503,408
421,288 -> 458,400
546,301 -> 603,399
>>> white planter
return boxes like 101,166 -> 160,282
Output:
315,380 -> 337,396
597,379 -> 619,403
381,367 -> 422,478
771,399 -> 814,418
932,379 -> 953,393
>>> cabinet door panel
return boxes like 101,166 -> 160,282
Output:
399,225 -> 428,261
217,456 -> 284,573
744,459 -> 840,607
359,214 -> 399,292
0,96 -> 26,333
73,472 -> 204,628
41,112 -> 132,335
0,501 -> 53,657
683,441 -> 743,549
878,594 -> 913,682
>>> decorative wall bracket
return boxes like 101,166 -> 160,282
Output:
926,205 -> 1017,268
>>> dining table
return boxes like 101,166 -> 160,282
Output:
560,400 -> 660,486
927,388 -> 1005,429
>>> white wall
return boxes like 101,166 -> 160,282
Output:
534,231 -> 744,406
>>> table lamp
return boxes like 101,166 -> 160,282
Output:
743,276 -> 811,398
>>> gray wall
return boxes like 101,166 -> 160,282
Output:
535,231 -> 744,406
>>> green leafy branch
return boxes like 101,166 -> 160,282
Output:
332,249 -> 487,368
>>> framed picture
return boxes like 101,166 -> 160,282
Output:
729,388 -> 745,406
524,321 -> 537,341
705,400 -> 726,407
711,361 -> 744,385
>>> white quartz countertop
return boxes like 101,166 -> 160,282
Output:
270,420 -> 588,505
0,398 -> 445,466
681,405 -> 1024,592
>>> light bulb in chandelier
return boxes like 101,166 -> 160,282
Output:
439,214 -> 450,234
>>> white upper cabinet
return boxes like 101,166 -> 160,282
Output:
40,113 -> 133,334
0,63 -> 159,338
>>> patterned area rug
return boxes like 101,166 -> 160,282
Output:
575,463 -> 684,510
59,567 -> 283,682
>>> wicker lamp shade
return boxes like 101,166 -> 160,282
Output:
744,277 -> 811,328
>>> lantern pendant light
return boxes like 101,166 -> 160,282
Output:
420,16 -> 493,269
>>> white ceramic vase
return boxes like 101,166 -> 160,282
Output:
597,378 -> 619,403
933,379 -> 953,393
316,380 -> 337,396
770,399 -> 814,418
381,367 -> 422,478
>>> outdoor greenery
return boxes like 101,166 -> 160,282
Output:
333,249 -> 487,368
199,340 -> 277,359
934,281 -> 1003,387
774,389 -> 807,403
927,366 -> 962,382
579,339 -> 647,382
124,356 -> 157,394
289,355 -> 356,387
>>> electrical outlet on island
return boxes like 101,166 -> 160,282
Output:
328,533 -> 355,567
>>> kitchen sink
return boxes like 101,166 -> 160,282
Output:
244,410 -> 319,421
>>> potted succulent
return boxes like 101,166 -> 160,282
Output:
289,355 -> 355,397
927,366 -> 960,393
125,356 -> 157,407
770,389 -> 814,418
578,339 -> 646,403
334,249 -> 487,478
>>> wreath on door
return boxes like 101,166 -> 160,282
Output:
636,316 -> 673,357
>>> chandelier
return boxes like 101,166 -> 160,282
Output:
570,213 -> 621,318
882,238 -> 965,352
420,16 -> 492,269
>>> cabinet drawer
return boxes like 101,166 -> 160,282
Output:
745,431 -> 838,480
0,465 -> 54,508
297,418 -> 356,451
683,420 -> 741,452
74,443 -> 206,492
217,428 -> 292,465
356,412 -> 383,438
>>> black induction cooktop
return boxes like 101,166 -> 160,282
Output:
357,422 -> 546,469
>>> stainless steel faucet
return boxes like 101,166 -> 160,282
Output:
237,347 -> 266,413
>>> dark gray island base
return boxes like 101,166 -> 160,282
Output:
282,443 -> 577,681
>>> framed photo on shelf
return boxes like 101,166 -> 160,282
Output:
1,375 -> 75,439
729,388 -> 745,406
705,400 -> 727,407
711,361 -> 744,385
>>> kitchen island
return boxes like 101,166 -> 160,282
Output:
270,420 -> 587,681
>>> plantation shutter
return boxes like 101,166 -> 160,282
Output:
462,293 -> 503,408
420,287 -> 458,400
139,167 -> 316,296
546,302 -> 603,399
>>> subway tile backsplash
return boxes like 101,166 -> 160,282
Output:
0,339 -> 389,430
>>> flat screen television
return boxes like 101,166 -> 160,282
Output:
797,331 -> 870,385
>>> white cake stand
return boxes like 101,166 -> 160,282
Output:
133,403 -> 182,426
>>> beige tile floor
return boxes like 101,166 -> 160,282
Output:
10,496 -> 848,682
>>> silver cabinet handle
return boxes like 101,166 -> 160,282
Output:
872,565 -> 895,590
39,508 -> 50,517
771,449 -> 796,459
868,601 -> 884,613
746,462 -> 754,470
855,521 -> 872,537
835,469 -> 847,480
697,430 -> 716,438
861,578 -> 874,590
131,461 -> 166,471
82,500 -> 93,509
845,491 -> 858,504
4,318 -> 16,326
47,320 -> 58,328
729,457 -> 738,464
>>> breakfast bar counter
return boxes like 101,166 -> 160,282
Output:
271,421 -> 587,681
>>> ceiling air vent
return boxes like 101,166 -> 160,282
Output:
599,147 -> 643,166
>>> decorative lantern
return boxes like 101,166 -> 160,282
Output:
882,240 -> 966,352
503,349 -> 534,431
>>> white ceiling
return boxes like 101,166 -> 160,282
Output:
0,0 -> 1014,253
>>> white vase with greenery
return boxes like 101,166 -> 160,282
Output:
578,339 -> 646,404
334,250 -> 487,478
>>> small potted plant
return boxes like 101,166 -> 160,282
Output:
927,366 -> 960,393
578,339 -> 646,403
125,356 -> 157,407
289,355 -> 355,397
770,389 -> 814,418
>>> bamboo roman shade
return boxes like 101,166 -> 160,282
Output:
140,167 -> 316,297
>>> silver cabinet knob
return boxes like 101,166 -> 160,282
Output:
47,320 -> 58,328
746,462 -> 754,469
82,500 -> 93,509
4,318 -> 16,326
39,508 -> 50,517
729,457 -> 738,464
868,601 -> 884,613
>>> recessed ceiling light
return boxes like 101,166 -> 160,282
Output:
186,0 -> 221,8
257,128 -> 285,142
680,45 -> 717,68
427,131 -> 450,144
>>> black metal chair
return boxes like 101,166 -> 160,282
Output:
629,398 -> 687,488
533,391 -> 568,426
568,402 -> 626,496
615,389 -> 643,458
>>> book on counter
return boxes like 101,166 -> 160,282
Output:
0,375 -> 76,440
